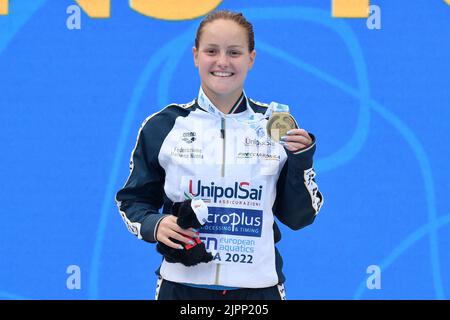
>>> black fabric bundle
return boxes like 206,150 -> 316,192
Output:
156,200 -> 213,266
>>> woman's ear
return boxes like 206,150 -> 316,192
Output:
248,50 -> 256,70
192,47 -> 199,67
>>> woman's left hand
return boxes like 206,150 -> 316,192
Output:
279,128 -> 312,152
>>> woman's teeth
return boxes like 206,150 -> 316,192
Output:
211,72 -> 233,77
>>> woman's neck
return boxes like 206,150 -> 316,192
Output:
202,86 -> 243,114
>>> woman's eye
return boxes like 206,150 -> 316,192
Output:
205,49 -> 217,55
229,51 -> 241,56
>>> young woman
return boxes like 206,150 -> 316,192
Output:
116,10 -> 323,300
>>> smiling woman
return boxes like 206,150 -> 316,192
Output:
193,13 -> 255,113
115,9 -> 323,301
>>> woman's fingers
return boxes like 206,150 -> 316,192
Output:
158,229 -> 193,249
161,238 -> 184,250
282,142 -> 307,151
286,128 -> 309,137
280,142 -> 306,151
171,223 -> 200,239
281,133 -> 311,145
167,229 -> 195,245
156,215 -> 200,249
279,128 -> 312,151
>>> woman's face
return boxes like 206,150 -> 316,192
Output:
193,19 -> 256,103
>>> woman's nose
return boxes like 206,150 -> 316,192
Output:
216,53 -> 229,68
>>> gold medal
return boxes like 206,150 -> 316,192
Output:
266,104 -> 298,142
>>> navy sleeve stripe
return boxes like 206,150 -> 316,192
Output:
115,102 -> 194,242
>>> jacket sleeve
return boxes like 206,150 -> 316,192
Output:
115,117 -> 168,243
272,133 -> 324,230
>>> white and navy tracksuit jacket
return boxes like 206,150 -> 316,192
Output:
116,88 -> 323,289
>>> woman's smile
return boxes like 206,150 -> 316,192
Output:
210,71 -> 234,77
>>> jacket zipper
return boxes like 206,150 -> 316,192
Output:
220,117 -> 226,177
215,117 -> 226,285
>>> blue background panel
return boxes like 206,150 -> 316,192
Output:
0,0 -> 449,299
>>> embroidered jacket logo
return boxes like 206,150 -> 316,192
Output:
182,131 -> 196,144
188,180 -> 263,203
244,137 -> 274,147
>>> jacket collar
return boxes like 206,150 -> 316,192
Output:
197,87 -> 250,117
